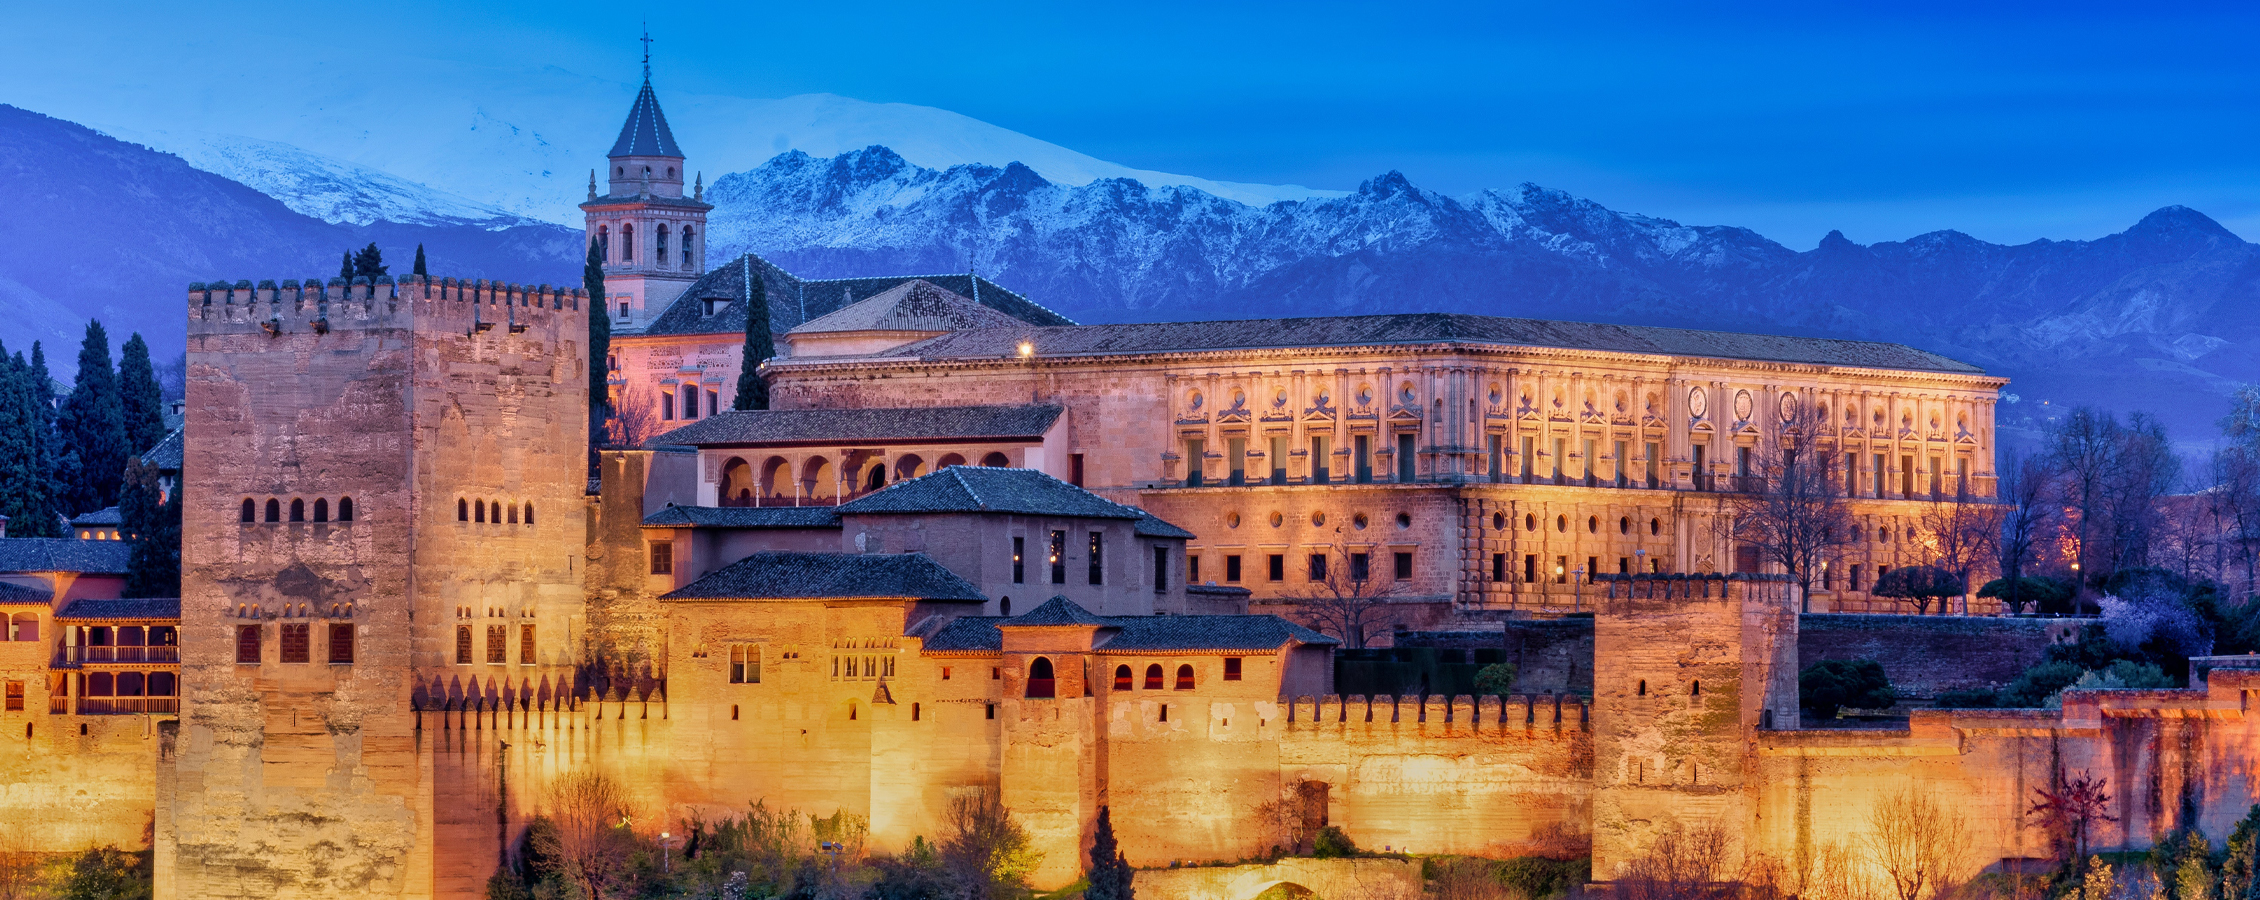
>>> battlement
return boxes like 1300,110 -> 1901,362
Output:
185,275 -> 587,342
1281,692 -> 1590,733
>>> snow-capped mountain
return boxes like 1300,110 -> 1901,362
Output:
101,128 -> 537,227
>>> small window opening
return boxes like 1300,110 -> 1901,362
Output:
457,498 -> 468,521
240,499 -> 255,522
339,497 -> 354,521
265,499 -> 280,522
313,498 -> 329,522
1691,680 -> 1701,697
912,703 -> 920,721
289,499 -> 304,522
1175,664 -> 1195,690
732,705 -> 739,720
1224,658 -> 1242,681
1114,665 -> 1132,690
1638,680 -> 1647,696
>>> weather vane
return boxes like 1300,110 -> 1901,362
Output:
640,24 -> 652,81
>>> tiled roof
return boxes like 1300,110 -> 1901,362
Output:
1098,615 -> 1339,653
608,79 -> 683,158
141,428 -> 183,471
877,313 -> 1986,374
1003,596 -> 1114,626
922,616 -> 1003,653
56,597 -> 180,621
633,253 -> 1072,338
71,507 -> 122,527
0,581 -> 49,604
580,193 -> 710,210
1186,584 -> 1253,597
1132,509 -> 1196,540
651,405 -> 1061,448
641,505 -> 843,528
838,467 -> 1141,521
789,280 -> 1025,335
661,551 -> 985,602
0,538 -> 131,575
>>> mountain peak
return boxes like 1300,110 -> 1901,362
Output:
1817,229 -> 1863,252
2126,205 -> 2240,244
1357,171 -> 1419,199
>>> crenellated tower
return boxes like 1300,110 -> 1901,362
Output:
580,59 -> 710,333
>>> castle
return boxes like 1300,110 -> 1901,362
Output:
0,67 -> 2256,900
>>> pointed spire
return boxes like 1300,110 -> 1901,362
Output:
693,172 -> 703,201
640,23 -> 653,83
609,79 -> 683,159
587,169 -> 597,200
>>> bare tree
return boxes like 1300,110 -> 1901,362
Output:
1724,401 -> 1855,612
1795,840 -> 1869,900
1993,449 -> 2061,614
1865,788 -> 1971,900
1917,490 -> 2002,615
1616,822 -> 1741,900
535,770 -> 638,900
604,384 -> 667,449
2208,447 -> 2260,598
2048,408 -> 2182,590
2028,772 -> 2117,873
1280,543 -> 1407,650
0,818 -> 38,900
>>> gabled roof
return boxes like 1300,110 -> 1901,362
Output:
632,253 -> 1071,338
609,79 -> 683,158
838,466 -> 1152,522
789,280 -> 1025,336
141,428 -> 183,471
1003,596 -> 1114,627
915,599 -> 1338,655
662,551 -> 984,602
56,597 -> 180,621
0,581 -> 49,604
651,405 -> 1061,448
921,616 -> 1004,654
874,313 -> 1987,375
641,505 -> 842,529
0,538 -> 131,575
71,507 -> 121,527
1132,509 -> 1197,540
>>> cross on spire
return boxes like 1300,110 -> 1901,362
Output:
640,24 -> 652,82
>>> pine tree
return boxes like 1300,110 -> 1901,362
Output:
118,333 -> 167,455
339,251 -> 354,282
733,261 -> 774,411
585,239 -> 612,436
18,342 -> 62,537
352,242 -> 388,279
1086,806 -> 1134,900
54,321 -> 126,515
0,346 -> 59,538
121,457 -> 180,598
413,243 -> 429,277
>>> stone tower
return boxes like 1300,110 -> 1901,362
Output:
1589,574 -> 1800,881
580,63 -> 710,332
162,277 -> 589,899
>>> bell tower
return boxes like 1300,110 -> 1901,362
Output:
580,38 -> 710,333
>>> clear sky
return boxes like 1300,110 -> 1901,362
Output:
9,0 -> 2257,248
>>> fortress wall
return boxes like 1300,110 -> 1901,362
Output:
0,714 -> 163,852
1796,615 -> 2079,699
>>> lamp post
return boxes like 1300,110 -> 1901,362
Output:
1573,564 -> 1587,612
1635,547 -> 1647,575
659,831 -> 671,875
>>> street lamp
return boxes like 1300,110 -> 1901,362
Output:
659,831 -> 671,875
1573,564 -> 1587,612
1635,547 -> 1647,575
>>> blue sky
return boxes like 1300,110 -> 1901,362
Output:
9,1 -> 2258,247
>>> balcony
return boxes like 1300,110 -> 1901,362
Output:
75,697 -> 177,715
55,645 -> 180,666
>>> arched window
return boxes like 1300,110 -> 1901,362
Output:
982,452 -> 1011,468
457,499 -> 468,522
802,457 -> 834,502
313,498 -> 329,522
507,503 -> 518,524
9,612 -> 37,642
1113,665 -> 1132,690
848,701 -> 858,721
761,457 -> 791,499
1000,596 -> 1012,616
1144,664 -> 1163,690
1175,664 -> 1195,690
595,226 -> 609,261
522,504 -> 532,527
288,499 -> 305,522
264,499 -> 281,523
656,225 -> 668,263
680,227 -> 694,266
474,501 -> 485,523
894,455 -> 926,481
937,453 -> 966,470
1691,680 -> 1702,696
339,497 -> 354,521
240,499 -> 255,523
721,457 -> 755,507
865,465 -> 885,492
1026,657 -> 1056,698
621,224 -> 634,262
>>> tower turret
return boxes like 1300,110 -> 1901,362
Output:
581,48 -> 711,334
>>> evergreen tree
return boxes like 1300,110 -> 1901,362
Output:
733,262 -> 774,410
121,457 -> 180,599
352,242 -> 388,279
0,346 -> 61,538
413,243 -> 429,277
339,251 -> 354,281
1086,806 -> 1134,900
19,342 -> 62,537
585,239 -> 611,435
118,333 -> 167,455
54,321 -> 126,515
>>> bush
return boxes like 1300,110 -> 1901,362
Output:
1498,855 -> 1590,899
53,846 -> 151,900
1474,663 -> 1519,698
2000,660 -> 2085,708
1978,577 -> 2075,615
1935,688 -> 2000,709
1873,566 -> 1967,614
1799,659 -> 1897,719
1312,826 -> 1358,859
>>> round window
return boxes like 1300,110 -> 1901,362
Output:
1588,515 -> 1599,533
1269,511 -> 1285,528
1556,515 -> 1568,533
1395,513 -> 1412,530
1493,512 -> 1506,530
1650,518 -> 1661,536
1311,511 -> 1327,527
1225,512 -> 1241,529
1188,391 -> 1204,411
1352,513 -> 1369,530
1525,513 -> 1537,531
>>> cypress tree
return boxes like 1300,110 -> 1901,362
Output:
118,333 -> 167,455
121,457 -> 180,598
55,321 -> 126,514
339,251 -> 354,282
585,239 -> 611,437
18,342 -> 61,537
0,346 -> 56,538
413,244 -> 429,277
733,261 -> 774,410
1087,806 -> 1134,900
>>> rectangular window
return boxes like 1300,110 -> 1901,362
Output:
1552,437 -> 1565,484
1957,458 -> 1970,498
1308,553 -> 1328,581
1850,564 -> 1864,591
1929,455 -> 1943,497
1224,658 -> 1242,681
1873,453 -> 1886,496
520,624 -> 536,665
1350,553 -> 1370,582
1588,556 -> 1600,582
1013,536 -> 1026,584
1269,436 -> 1288,485
1554,555 -> 1568,584
1901,455 -> 1915,497
1398,433 -> 1417,482
1228,438 -> 1247,486
1492,553 -> 1506,582
1393,551 -> 1414,580
1693,445 -> 1708,490
1070,453 -> 1086,488
1619,557 -> 1630,575
1487,434 -> 1503,482
1154,546 -> 1169,594
328,623 -> 354,664
707,390 -> 720,417
1613,440 -> 1628,488
1188,554 -> 1201,584
280,623 -> 310,664
1644,441 -> 1659,489
1185,439 -> 1205,487
1521,435 -> 1536,481
730,645 -> 761,684
1088,532 -> 1105,585
1355,435 -> 1373,484
1846,451 -> 1859,497
1524,554 -> 1537,583
1822,565 -> 1835,590
237,624 -> 261,664
1049,531 -> 1067,584
486,625 -> 506,664
1311,436 -> 1330,483
661,391 -> 675,421
649,541 -> 674,575
1226,555 -> 1242,583
1267,554 -> 1285,582
455,625 -> 472,665
1583,438 -> 1598,487
2,680 -> 19,712
683,388 -> 699,420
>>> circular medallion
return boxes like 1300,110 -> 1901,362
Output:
1733,390 -> 1753,420
1688,388 -> 1708,418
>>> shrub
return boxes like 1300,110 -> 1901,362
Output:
1978,577 -> 2074,615
1474,663 -> 1520,698
1498,855 -> 1591,899
2000,661 -> 2085,708
1311,826 -> 1358,859
1874,566 -> 1967,615
1799,660 -> 1897,719
1935,688 -> 1999,709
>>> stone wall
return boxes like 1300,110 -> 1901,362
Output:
0,713 -> 161,852
1796,614 -> 2080,699
1131,858 -> 1424,900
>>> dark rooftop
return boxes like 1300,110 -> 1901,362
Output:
57,597 -> 180,621
928,598 -> 1337,654
662,551 -> 984,602
651,405 -> 1061,448
875,312 -> 1987,375
71,507 -> 121,527
0,581 -> 49,604
0,538 -> 131,575
1003,596 -> 1114,627
142,428 -> 183,471
608,79 -> 682,158
633,253 -> 1071,338
642,506 -> 842,529
921,616 -> 1004,654
839,467 -> 1175,526
1132,509 -> 1197,540
789,280 -> 1026,336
